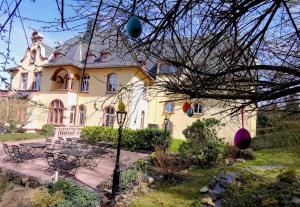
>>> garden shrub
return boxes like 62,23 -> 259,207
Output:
49,180 -> 100,207
81,126 -> 171,151
0,133 -> 42,141
40,124 -> 55,137
179,118 -> 227,165
7,120 -> 18,133
29,187 -> 64,207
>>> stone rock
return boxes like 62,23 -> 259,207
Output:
213,183 -> 225,194
201,196 -> 215,206
292,197 -> 300,206
140,182 -> 149,194
208,179 -> 216,188
293,190 -> 300,196
236,158 -> 246,163
223,172 -> 236,183
274,181 -> 290,190
21,177 -> 29,183
147,177 -> 154,185
200,186 -> 209,193
215,199 -> 222,207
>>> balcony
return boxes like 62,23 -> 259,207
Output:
51,67 -> 79,92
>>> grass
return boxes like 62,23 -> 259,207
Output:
130,146 -> 300,207
0,133 -> 43,141
169,139 -> 185,153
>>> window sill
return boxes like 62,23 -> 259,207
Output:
106,91 -> 116,95
50,89 -> 77,93
18,89 -> 40,92
80,91 -> 89,93
163,112 -> 174,115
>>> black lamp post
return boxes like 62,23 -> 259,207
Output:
111,110 -> 127,199
163,115 -> 170,148
164,115 -> 170,133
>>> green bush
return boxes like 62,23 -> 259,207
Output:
29,187 -> 64,207
7,120 -> 18,133
40,124 -> 55,137
0,133 -> 42,141
80,126 -> 171,151
179,118 -> 227,165
49,180 -> 100,207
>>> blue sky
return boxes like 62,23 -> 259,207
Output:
0,0 -> 79,87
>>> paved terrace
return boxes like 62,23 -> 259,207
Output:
0,139 -> 148,189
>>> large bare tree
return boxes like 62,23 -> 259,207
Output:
1,0 -> 299,113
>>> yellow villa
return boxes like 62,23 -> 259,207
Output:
4,28 -> 257,143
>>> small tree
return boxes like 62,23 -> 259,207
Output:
179,118 -> 226,166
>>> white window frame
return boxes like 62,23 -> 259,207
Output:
21,73 -> 28,90
81,75 -> 90,92
33,72 -> 42,90
107,73 -> 117,92
194,103 -> 204,114
104,107 -> 115,127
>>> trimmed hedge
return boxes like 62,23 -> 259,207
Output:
80,126 -> 171,151
0,133 -> 42,141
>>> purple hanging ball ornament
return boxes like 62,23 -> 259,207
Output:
234,128 -> 251,149
187,107 -> 193,117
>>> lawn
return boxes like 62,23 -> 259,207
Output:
130,146 -> 300,207
169,139 -> 185,153
0,133 -> 43,141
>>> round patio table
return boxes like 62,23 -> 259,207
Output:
20,142 -> 50,157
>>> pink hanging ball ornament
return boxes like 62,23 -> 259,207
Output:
234,128 -> 251,149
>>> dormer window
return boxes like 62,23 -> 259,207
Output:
99,51 -> 112,63
20,73 -> 28,90
81,75 -> 90,92
107,73 -> 117,92
87,53 -> 97,63
161,65 -> 168,73
160,64 -> 176,74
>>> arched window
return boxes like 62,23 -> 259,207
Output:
69,106 -> 76,125
79,105 -> 86,125
164,102 -> 174,113
48,100 -> 64,125
107,73 -> 117,92
140,111 -> 145,129
194,103 -> 204,114
104,106 -> 115,127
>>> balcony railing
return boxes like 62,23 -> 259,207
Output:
54,126 -> 81,139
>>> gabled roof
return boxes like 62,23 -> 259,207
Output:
44,25 -> 155,80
